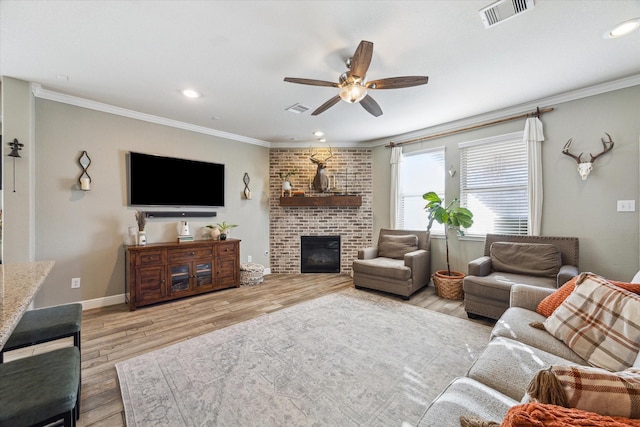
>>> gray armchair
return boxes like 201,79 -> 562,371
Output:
352,229 -> 431,299
463,233 -> 579,320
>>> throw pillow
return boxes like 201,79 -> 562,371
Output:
536,275 -> 640,317
525,365 -> 640,418
501,403 -> 640,427
543,273 -> 640,372
490,242 -> 561,277
378,234 -> 419,259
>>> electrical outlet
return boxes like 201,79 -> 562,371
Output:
617,200 -> 636,212
71,277 -> 81,289
247,255 -> 252,262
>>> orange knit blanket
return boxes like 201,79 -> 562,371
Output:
503,403 -> 640,426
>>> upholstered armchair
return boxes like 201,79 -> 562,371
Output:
352,229 -> 431,299
463,234 -> 579,320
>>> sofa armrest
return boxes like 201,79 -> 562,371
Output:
509,284 -> 556,311
404,249 -> 429,286
358,247 -> 378,260
557,264 -> 578,287
468,256 -> 492,277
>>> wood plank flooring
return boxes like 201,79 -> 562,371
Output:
5,274 -> 493,426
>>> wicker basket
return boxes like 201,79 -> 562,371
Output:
432,270 -> 465,300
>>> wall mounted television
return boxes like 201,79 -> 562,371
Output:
127,152 -> 225,207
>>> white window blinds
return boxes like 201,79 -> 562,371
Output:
398,147 -> 445,232
460,132 -> 528,236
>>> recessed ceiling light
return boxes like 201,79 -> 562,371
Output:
604,18 -> 640,39
319,138 -> 327,143
313,131 -> 324,137
181,89 -> 201,98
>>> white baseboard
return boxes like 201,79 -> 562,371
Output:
81,294 -> 126,310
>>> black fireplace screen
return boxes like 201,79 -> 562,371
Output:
300,235 -> 341,273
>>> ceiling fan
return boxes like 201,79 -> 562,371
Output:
284,40 -> 428,117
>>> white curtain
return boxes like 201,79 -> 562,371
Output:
389,146 -> 403,229
524,117 -> 544,236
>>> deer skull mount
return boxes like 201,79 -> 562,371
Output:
310,148 -> 333,192
562,133 -> 614,180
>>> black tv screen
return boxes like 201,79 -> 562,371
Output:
128,152 -> 225,207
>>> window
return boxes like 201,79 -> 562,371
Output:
397,147 -> 445,232
460,132 -> 528,236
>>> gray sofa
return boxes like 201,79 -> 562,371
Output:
352,229 -> 431,299
417,283 -> 592,426
463,234 -> 579,320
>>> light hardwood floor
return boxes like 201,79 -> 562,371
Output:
5,274 -> 493,426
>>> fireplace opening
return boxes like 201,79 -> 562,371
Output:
300,235 -> 341,273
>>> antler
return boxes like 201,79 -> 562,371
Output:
562,139 -> 583,164
310,147 -> 333,165
589,133 -> 614,163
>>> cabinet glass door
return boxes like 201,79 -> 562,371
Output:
170,264 -> 190,293
194,262 -> 213,289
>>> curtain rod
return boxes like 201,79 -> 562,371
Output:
386,106 -> 554,148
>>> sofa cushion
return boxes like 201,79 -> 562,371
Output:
351,258 -> 411,281
491,308 -> 587,365
490,242 -> 561,278
467,337 -> 574,401
526,365 -> 640,418
416,377 -> 517,427
536,275 -> 640,317
377,234 -> 418,259
543,273 -> 640,372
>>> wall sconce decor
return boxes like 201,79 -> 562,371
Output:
243,173 -> 251,199
78,150 -> 92,190
8,138 -> 23,192
448,165 -> 456,178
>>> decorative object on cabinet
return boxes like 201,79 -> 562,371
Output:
78,150 -> 92,190
242,173 -> 251,199
206,224 -> 221,240
7,138 -> 23,193
135,210 -> 148,245
562,133 -> 614,180
125,239 -> 240,310
216,221 -> 237,240
423,191 -> 474,300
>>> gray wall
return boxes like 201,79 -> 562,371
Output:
28,97 -> 270,307
372,85 -> 640,281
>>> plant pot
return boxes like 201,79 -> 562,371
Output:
432,270 -> 465,300
219,233 -> 227,240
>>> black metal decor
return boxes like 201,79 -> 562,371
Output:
7,138 -> 23,192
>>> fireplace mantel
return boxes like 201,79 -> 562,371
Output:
279,195 -> 362,207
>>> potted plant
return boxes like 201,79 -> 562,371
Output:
278,168 -> 298,192
215,221 -> 237,240
135,210 -> 148,245
423,191 -> 474,299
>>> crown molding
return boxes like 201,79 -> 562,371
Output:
367,74 -> 640,148
30,84 -> 271,148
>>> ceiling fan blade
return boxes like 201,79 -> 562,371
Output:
284,77 -> 339,88
360,95 -> 383,117
366,76 -> 429,89
311,95 -> 341,116
349,40 -> 374,79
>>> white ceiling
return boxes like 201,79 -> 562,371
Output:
1,1 -> 639,146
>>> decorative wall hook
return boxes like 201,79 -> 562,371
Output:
78,151 -> 92,190
243,173 -> 251,199
8,138 -> 24,192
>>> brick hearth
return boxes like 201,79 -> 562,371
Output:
269,148 -> 373,274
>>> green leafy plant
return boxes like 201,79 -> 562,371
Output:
423,191 -> 474,276
214,221 -> 237,234
278,169 -> 298,181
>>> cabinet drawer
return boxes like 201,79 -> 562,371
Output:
168,247 -> 214,263
215,242 -> 238,258
136,250 -> 166,266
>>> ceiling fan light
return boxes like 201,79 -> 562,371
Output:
339,84 -> 367,103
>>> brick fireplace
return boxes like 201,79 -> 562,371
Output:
269,148 -> 373,274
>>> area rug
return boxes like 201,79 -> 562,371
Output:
116,288 -> 491,426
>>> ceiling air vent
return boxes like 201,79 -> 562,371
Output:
285,103 -> 310,114
479,0 -> 534,29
